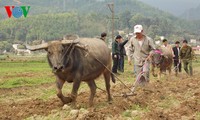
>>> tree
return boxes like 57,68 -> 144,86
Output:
147,25 -> 162,39
119,11 -> 132,29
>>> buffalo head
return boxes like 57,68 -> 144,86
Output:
26,37 -> 79,73
151,49 -> 164,66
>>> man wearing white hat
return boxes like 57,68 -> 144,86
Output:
127,25 -> 155,90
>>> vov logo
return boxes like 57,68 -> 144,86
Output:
4,6 -> 30,18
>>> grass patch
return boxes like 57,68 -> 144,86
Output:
121,104 -> 148,119
158,96 -> 180,109
131,104 -> 149,112
0,61 -> 50,74
0,76 -> 54,88
25,109 -> 70,120
196,112 -> 200,120
122,110 -> 132,118
39,88 -> 56,100
0,59 -> 54,88
122,110 -> 141,120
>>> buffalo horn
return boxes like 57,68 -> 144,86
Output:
26,43 -> 48,51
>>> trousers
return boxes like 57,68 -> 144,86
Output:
118,56 -> 125,72
134,62 -> 150,82
112,54 -> 119,73
174,60 -> 182,72
183,60 -> 193,76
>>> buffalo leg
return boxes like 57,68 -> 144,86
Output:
152,65 -> 157,77
56,79 -> 72,104
70,78 -> 81,105
168,67 -> 172,80
87,80 -> 97,107
103,71 -> 112,102
158,69 -> 162,80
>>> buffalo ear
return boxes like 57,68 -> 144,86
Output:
62,44 -> 70,49
62,44 -> 67,47
163,55 -> 168,59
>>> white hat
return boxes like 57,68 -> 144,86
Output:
134,25 -> 143,33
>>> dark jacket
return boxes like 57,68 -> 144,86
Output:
180,45 -> 193,60
119,40 -> 128,56
173,46 -> 180,60
112,40 -> 120,55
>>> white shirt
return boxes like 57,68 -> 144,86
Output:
177,47 -> 180,55
138,41 -> 143,47
160,44 -> 174,57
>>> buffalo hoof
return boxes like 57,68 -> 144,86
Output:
89,102 -> 94,107
61,97 -> 73,104
108,97 -> 113,104
108,100 -> 113,104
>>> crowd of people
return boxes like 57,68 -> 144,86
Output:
100,24 -> 195,88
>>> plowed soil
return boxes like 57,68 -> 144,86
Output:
0,71 -> 200,120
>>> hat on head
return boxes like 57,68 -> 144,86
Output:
115,35 -> 122,39
134,24 -> 143,34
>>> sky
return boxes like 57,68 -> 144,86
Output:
137,0 -> 200,16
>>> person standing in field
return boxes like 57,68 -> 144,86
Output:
160,39 -> 174,58
127,24 -> 156,91
112,35 -> 121,74
118,36 -> 128,72
173,41 -> 182,76
180,40 -> 194,76
100,32 -> 107,42
125,33 -> 136,75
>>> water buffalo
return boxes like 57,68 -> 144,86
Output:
151,49 -> 173,80
26,36 -> 115,106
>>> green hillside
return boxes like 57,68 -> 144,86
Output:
0,0 -> 199,51
0,0 -> 175,18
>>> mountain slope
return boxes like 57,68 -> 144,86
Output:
0,0 -> 175,19
138,0 -> 200,17
181,4 -> 200,20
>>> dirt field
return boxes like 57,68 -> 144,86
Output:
0,56 -> 200,120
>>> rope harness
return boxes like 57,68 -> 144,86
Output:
61,41 -> 75,63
